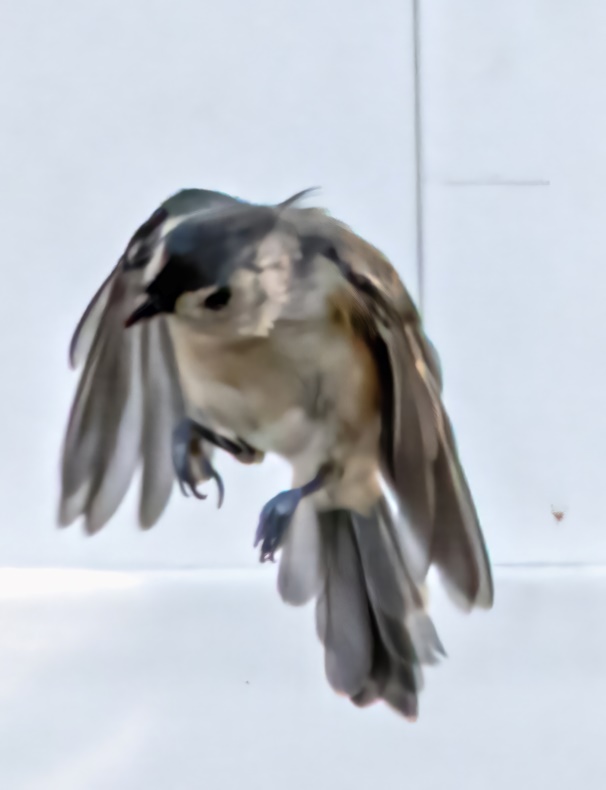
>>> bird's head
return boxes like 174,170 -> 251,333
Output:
124,201 -> 300,338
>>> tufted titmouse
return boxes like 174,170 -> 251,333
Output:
59,187 -> 493,720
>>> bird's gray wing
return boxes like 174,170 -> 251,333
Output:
59,189 -> 241,533
291,209 -> 494,610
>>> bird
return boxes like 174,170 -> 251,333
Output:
58,186 -> 494,720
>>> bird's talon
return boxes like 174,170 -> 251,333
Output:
254,489 -> 303,562
209,473 -> 223,508
172,418 -> 224,506
254,469 -> 329,563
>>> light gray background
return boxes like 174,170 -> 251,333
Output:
2,3 -> 606,789
2,0 -> 600,569
421,0 -> 606,565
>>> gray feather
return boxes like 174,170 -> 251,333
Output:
378,325 -> 438,577
69,266 -> 118,369
431,414 -> 494,609
404,326 -> 494,610
313,502 -> 444,718
163,187 -> 243,216
277,498 -> 323,606
60,189 -> 241,532
138,319 -> 185,528
352,625 -> 419,720
60,285 -> 123,520
315,510 -> 373,697
60,282 -> 182,532
352,505 -> 445,665
84,325 -> 144,533
61,274 -> 145,532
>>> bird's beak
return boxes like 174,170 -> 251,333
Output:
124,295 -> 162,328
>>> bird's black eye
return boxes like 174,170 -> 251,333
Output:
204,286 -> 232,310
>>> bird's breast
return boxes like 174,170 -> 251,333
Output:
166,307 -> 379,465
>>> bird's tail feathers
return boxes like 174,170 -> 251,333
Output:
277,495 -> 445,719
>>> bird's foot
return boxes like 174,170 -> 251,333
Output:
172,419 -> 225,506
253,466 -> 331,563
254,489 -> 303,563
172,418 -> 264,505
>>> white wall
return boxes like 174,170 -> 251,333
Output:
421,0 -> 606,564
0,0 -> 418,567
2,7 -> 604,786
2,0 -> 601,570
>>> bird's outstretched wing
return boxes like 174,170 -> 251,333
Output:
291,209 -> 494,610
59,189 -> 240,534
